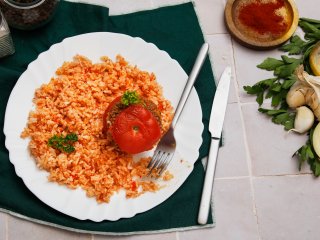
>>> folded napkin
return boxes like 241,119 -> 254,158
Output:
0,0 -> 216,234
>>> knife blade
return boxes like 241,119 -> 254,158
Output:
198,66 -> 231,225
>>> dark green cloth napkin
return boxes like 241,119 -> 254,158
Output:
0,1 -> 216,234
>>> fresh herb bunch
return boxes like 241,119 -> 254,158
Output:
48,133 -> 78,153
244,18 -> 320,176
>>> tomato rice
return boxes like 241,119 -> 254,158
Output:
21,55 -> 173,203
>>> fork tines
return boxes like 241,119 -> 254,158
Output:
147,150 -> 174,178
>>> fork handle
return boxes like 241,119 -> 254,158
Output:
172,43 -> 209,127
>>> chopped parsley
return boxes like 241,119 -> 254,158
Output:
48,133 -> 78,153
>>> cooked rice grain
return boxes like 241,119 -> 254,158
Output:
21,55 -> 173,203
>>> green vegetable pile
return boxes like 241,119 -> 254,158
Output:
244,18 -> 320,176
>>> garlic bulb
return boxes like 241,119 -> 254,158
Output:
286,65 -> 320,120
291,106 -> 314,133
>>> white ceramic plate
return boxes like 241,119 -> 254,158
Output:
3,32 -> 203,221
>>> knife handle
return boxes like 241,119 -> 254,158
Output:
198,138 -> 220,225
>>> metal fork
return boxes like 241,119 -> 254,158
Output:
147,43 -> 209,177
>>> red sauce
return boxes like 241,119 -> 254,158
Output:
238,0 -> 288,35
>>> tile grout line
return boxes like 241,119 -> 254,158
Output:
230,37 -> 262,240
253,172 -> 313,178
216,175 -> 250,180
215,172 -> 313,181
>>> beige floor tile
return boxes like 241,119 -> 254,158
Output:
7,216 -> 90,240
233,41 -> 283,104
94,232 -> 176,240
0,212 -> 6,240
241,103 -> 311,176
179,178 -> 259,240
206,34 -> 238,103
295,0 -> 319,20
194,0 -> 228,35
215,103 -> 249,178
253,175 -> 320,240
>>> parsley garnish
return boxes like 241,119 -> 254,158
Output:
244,18 -> 320,177
48,133 -> 78,153
121,91 -> 140,106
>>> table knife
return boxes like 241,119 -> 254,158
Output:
198,66 -> 231,225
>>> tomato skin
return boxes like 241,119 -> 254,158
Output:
111,105 -> 161,154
